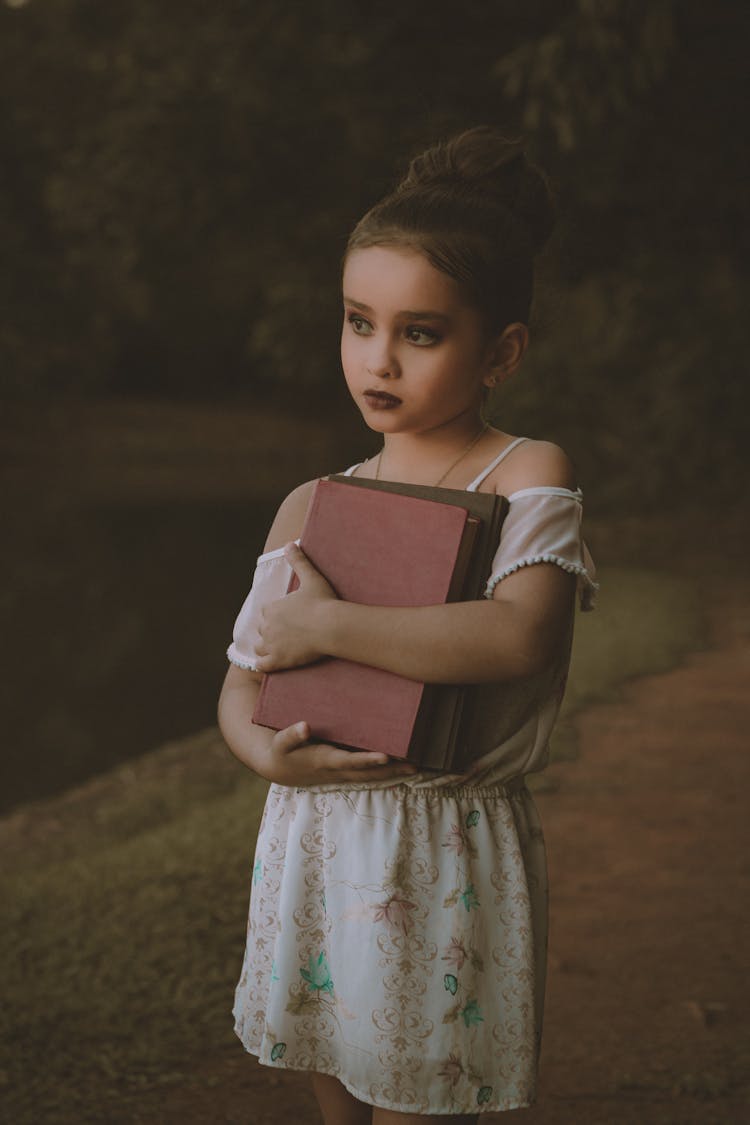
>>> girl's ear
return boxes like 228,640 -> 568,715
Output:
482,322 -> 529,388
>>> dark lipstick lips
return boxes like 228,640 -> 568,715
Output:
364,389 -> 402,404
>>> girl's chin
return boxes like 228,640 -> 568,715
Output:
355,403 -> 407,431
361,415 -> 410,436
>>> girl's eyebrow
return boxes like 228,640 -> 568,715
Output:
343,297 -> 450,323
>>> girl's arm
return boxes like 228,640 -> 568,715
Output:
218,666 -> 417,784
258,551 -> 574,684
254,443 -> 579,685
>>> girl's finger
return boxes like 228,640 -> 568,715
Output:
283,542 -> 336,597
309,746 -> 372,770
347,751 -> 390,767
350,754 -> 417,773
273,722 -> 310,753
283,542 -> 315,576
315,748 -> 415,773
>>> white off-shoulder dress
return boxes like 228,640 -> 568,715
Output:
227,439 -> 597,1116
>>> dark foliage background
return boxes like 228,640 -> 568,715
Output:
1,0 -> 747,507
1,0 -> 748,811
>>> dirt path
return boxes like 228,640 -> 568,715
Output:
134,578 -> 750,1125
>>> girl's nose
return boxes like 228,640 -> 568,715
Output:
366,349 -> 400,380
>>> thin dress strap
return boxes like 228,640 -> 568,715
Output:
343,439 -> 529,488
465,437 -> 529,492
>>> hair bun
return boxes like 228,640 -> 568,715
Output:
398,126 -> 555,255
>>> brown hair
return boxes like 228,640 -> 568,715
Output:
345,126 -> 555,335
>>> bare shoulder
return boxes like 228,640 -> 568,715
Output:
492,438 -> 577,495
262,478 -> 319,553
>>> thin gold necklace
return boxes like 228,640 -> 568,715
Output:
374,423 -> 489,487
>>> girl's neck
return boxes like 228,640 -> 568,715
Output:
376,415 -> 492,487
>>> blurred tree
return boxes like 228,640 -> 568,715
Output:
495,0 -> 676,152
0,0 -> 746,503
489,0 -> 749,504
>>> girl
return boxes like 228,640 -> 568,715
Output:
218,126 -> 596,1125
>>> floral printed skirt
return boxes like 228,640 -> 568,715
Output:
232,778 -> 548,1115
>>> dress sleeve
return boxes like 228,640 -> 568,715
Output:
226,547 -> 294,670
483,486 -> 598,611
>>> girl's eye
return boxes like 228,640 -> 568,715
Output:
346,312 -> 373,335
405,326 -> 440,346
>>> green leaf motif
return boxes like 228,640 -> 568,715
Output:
443,973 -> 458,995
460,884 -> 480,912
465,809 -> 480,828
477,1085 -> 493,1105
461,999 -> 484,1027
253,857 -> 263,884
270,1042 -> 286,1061
300,951 -> 334,995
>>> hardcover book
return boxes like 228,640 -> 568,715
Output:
252,476 -> 507,768
328,475 -> 509,769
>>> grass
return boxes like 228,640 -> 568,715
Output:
549,564 -> 704,764
0,738 -> 268,1125
0,564 -> 705,1123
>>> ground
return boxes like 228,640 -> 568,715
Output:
130,573 -> 750,1124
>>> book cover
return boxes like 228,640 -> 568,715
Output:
252,478 -> 481,761
328,474 -> 508,602
326,475 -> 509,770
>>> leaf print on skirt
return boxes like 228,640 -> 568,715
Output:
460,884 -> 480,912
442,883 -> 480,912
442,823 -> 478,859
441,936 -> 485,974
300,951 -> 334,995
444,973 -> 459,995
442,996 -> 485,1027
438,1052 -> 464,1087
442,937 -> 468,971
461,999 -> 484,1028
371,894 -> 417,935
442,824 -> 466,855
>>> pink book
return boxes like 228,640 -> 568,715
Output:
252,478 -> 478,761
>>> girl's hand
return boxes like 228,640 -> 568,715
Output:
264,721 -> 419,787
255,543 -> 337,672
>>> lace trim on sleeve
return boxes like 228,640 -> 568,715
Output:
506,485 -> 583,502
484,554 -> 599,611
255,538 -> 300,565
226,649 -> 260,672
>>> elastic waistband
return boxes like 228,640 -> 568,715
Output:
299,775 -> 528,798
428,774 -> 528,798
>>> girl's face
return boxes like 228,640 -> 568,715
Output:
341,245 -> 495,437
